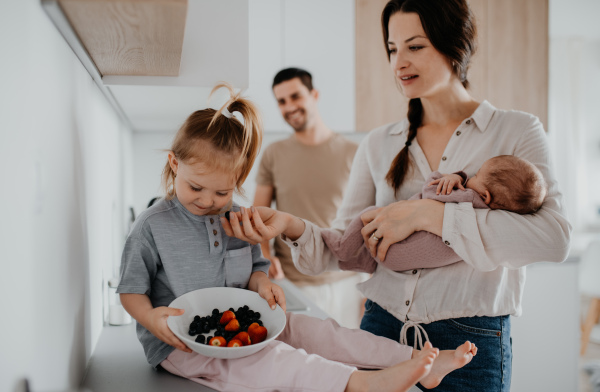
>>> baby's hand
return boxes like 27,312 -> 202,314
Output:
257,279 -> 287,312
146,306 -> 192,353
429,173 -> 465,195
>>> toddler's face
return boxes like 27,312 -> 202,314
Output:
171,158 -> 236,216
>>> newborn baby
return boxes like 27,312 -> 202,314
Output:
322,155 -> 547,273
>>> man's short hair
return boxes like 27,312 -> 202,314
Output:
272,68 -> 314,91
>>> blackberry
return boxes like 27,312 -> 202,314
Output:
195,335 -> 205,344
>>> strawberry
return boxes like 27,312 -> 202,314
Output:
248,325 -> 267,344
247,322 -> 260,333
220,310 -> 236,325
227,339 -> 243,348
233,331 -> 251,346
208,336 -> 227,347
225,319 -> 240,332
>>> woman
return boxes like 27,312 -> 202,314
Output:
222,0 -> 571,390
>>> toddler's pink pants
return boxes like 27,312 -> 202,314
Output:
161,312 -> 413,392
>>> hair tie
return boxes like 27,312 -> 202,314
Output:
405,140 -> 412,147
222,107 -> 233,118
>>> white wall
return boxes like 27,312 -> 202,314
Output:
246,0 -> 355,133
0,1 -> 132,391
548,0 -> 600,231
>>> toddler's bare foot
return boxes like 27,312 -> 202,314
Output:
346,343 -> 439,392
419,340 -> 477,389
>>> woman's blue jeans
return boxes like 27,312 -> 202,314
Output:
360,299 -> 512,392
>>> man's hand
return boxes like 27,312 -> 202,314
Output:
268,256 -> 285,280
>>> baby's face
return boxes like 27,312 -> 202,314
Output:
172,159 -> 236,216
466,160 -> 493,199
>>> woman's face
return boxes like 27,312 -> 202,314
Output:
387,12 -> 456,99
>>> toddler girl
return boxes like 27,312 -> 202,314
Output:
117,83 -> 476,392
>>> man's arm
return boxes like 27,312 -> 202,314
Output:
253,185 -> 284,279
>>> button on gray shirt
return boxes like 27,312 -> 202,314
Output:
117,198 -> 270,367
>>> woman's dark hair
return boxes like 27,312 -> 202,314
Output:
382,0 -> 477,193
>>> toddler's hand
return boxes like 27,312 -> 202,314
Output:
146,306 -> 192,353
429,173 -> 465,195
257,280 -> 287,312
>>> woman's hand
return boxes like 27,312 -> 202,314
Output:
221,206 -> 305,245
145,306 -> 192,353
360,199 -> 445,261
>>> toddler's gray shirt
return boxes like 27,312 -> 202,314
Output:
117,198 -> 270,367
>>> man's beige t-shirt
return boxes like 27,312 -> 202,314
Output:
256,133 -> 358,286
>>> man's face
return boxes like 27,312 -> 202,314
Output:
273,78 -> 319,132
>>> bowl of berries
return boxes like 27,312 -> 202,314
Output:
167,287 -> 287,359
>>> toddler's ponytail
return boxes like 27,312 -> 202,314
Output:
162,82 -> 263,199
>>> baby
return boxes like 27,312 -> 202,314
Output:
322,155 -> 548,273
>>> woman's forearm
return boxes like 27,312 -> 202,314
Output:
281,213 -> 306,241
417,199 -> 445,237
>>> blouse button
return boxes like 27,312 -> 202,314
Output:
444,240 -> 450,245
405,300 -> 410,306
466,119 -> 472,125
442,156 -> 447,161
213,229 -> 217,235
210,218 -> 214,224
293,242 -> 298,247
214,241 -> 219,247
412,269 -> 418,274
456,130 -> 462,136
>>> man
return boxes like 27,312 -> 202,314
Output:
254,68 -> 363,328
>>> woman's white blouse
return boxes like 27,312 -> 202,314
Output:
283,100 -> 572,323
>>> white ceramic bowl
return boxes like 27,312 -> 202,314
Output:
167,287 -> 286,359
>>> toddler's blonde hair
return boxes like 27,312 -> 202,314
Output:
162,82 -> 263,198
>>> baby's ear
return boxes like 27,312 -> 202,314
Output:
481,190 -> 492,205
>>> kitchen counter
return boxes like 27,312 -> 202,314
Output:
81,280 -> 330,392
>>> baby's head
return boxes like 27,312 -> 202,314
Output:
466,155 -> 547,214
162,83 -> 263,216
